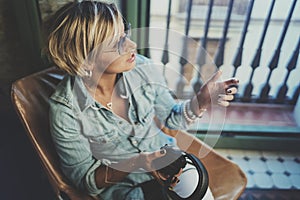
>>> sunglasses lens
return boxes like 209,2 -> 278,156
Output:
118,36 -> 127,54
126,23 -> 131,37
117,22 -> 132,55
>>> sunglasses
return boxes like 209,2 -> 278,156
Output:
103,22 -> 132,55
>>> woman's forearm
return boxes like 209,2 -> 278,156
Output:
94,155 -> 140,188
94,150 -> 166,189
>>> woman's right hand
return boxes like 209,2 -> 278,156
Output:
135,149 -> 174,186
135,148 -> 167,172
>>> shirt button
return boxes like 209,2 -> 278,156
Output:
134,121 -> 140,125
132,140 -> 138,145
119,121 -> 123,125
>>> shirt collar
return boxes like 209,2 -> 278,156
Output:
75,73 -> 130,112
72,76 -> 95,112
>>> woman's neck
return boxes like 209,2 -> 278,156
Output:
84,72 -> 117,97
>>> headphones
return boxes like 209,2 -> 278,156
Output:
152,145 -> 209,200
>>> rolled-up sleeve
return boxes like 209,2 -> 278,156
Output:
49,101 -> 104,196
84,160 -> 103,195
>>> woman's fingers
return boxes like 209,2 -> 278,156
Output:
139,149 -> 166,171
220,78 -> 239,94
197,71 -> 239,108
226,86 -> 238,94
219,94 -> 234,101
147,148 -> 166,160
218,99 -> 230,107
224,78 -> 239,86
218,94 -> 235,107
216,78 -> 239,106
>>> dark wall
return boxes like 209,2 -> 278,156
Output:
0,1 -> 54,199
1,1 -> 27,87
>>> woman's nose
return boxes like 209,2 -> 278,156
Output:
122,38 -> 137,54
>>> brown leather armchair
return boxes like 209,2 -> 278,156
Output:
11,67 -> 247,200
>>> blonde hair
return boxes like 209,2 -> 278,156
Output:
48,1 -> 122,76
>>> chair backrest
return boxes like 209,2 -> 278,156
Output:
11,67 -> 96,200
11,67 -> 247,200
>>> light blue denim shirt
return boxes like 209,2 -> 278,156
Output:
49,55 -> 190,199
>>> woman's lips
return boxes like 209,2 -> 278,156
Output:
127,53 -> 136,63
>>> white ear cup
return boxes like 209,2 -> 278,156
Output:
166,153 -> 209,200
172,163 -> 199,198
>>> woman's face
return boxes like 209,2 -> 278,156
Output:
94,22 -> 137,75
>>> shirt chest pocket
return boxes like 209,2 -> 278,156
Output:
81,117 -> 120,146
87,130 -> 119,144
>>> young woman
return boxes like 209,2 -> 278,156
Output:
48,1 -> 239,199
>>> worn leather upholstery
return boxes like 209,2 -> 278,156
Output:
11,67 -> 247,200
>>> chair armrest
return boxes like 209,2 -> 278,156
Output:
161,126 -> 247,200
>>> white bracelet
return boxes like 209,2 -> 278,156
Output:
188,100 -> 207,118
183,100 -> 197,123
183,100 -> 207,123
